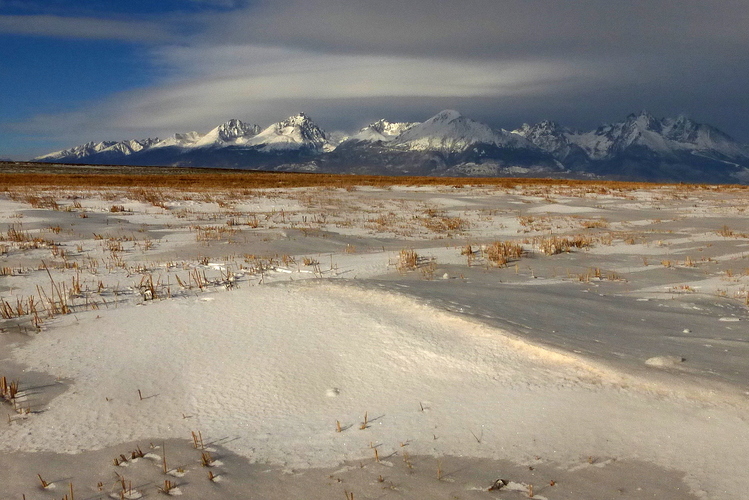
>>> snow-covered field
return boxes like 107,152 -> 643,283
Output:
1,181 -> 748,499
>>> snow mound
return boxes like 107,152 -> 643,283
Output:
645,356 -> 686,367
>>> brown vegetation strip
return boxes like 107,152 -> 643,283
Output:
0,162 -> 745,191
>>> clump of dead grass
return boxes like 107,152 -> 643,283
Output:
397,249 -> 419,272
535,235 -> 592,255
483,241 -> 523,267
0,376 -> 19,403
420,209 -> 469,234
580,218 -> 609,229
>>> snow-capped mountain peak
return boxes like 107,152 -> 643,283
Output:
151,131 -> 205,149
245,113 -> 327,152
512,120 -> 581,161
193,119 -> 261,147
349,119 -> 419,143
515,112 -> 749,165
31,109 -> 749,184
36,138 -> 160,161
392,110 -> 529,152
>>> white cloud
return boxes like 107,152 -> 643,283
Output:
7,0 -> 749,154
12,43 -> 605,146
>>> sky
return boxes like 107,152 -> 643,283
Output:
1,0 -> 748,159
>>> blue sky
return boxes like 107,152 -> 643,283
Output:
2,0 -> 748,159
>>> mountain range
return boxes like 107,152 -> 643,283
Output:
34,110 -> 749,184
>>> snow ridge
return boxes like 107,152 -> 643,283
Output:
516,111 -> 749,162
32,110 -> 749,183
350,119 -> 419,143
245,113 -> 328,152
193,119 -> 261,147
392,110 -> 531,152
37,139 -> 161,161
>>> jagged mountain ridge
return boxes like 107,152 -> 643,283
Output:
513,111 -> 749,162
348,119 -> 418,143
37,138 -> 161,161
34,110 -> 749,183
512,111 -> 749,182
391,110 -> 533,152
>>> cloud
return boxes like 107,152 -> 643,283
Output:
196,0 -> 749,60
171,0 -> 749,140
5,0 -> 749,156
0,14 -> 171,42
9,43 -> 605,143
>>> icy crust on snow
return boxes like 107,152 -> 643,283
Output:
5,281 -> 749,496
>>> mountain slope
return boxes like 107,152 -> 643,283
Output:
32,110 -> 749,183
243,113 -> 327,152
192,119 -> 260,147
323,111 -> 561,176
392,110 -> 532,152
514,112 -> 749,182
37,138 -> 161,162
348,119 -> 418,143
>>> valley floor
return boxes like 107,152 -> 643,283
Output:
1,176 -> 748,499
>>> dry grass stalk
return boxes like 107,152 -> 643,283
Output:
191,430 -> 205,449
460,244 -> 474,265
158,480 -> 176,494
201,451 -> 214,467
37,474 -> 49,489
41,261 -> 70,315
336,420 -> 342,433
360,412 -> 368,430
139,274 -> 158,300
0,376 -> 19,401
